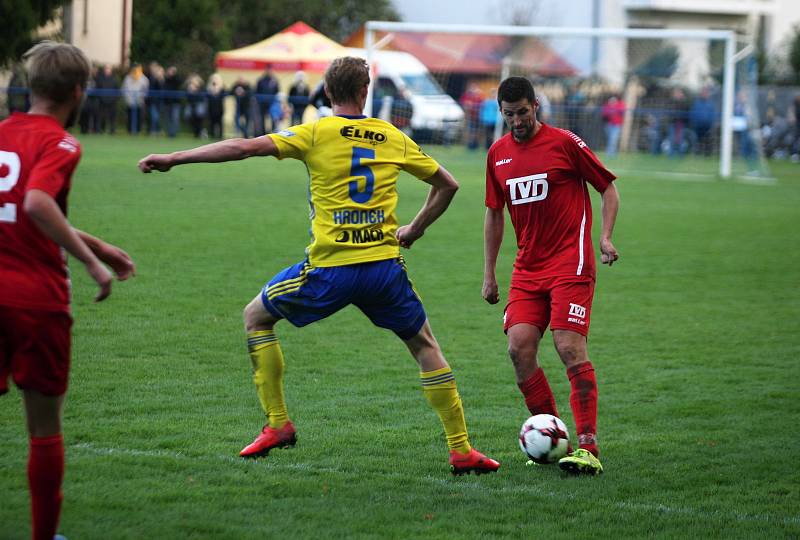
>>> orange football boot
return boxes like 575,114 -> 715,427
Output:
239,421 -> 297,458
449,448 -> 501,476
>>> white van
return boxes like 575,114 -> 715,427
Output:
347,48 -> 464,143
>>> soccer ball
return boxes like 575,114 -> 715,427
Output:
519,414 -> 570,464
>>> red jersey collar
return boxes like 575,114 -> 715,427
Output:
10,111 -> 65,129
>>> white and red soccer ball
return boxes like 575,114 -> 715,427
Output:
519,414 -> 570,464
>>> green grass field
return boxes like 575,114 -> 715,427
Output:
1,135 -> 799,539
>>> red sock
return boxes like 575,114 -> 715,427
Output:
568,362 -> 599,457
518,367 -> 559,417
28,434 -> 64,540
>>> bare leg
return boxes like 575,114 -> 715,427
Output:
243,293 -> 280,332
402,320 -> 448,371
22,390 -> 64,438
507,323 -> 543,383
552,329 -> 589,369
510,323 -> 560,417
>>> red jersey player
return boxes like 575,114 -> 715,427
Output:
483,76 -> 619,475
0,42 -> 135,540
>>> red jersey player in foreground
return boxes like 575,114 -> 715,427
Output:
0,42 -> 135,539
483,77 -> 619,475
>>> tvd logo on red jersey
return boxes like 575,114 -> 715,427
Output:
505,173 -> 548,206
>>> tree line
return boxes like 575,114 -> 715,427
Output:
1,0 -> 399,73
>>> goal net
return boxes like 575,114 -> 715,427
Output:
360,22 -> 768,180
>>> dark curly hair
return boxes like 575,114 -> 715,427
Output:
497,76 -> 536,107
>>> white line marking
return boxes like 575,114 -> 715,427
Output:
615,169 -> 777,185
69,442 -> 800,526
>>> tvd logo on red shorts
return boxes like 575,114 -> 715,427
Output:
568,303 -> 586,325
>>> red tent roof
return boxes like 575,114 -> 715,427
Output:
216,21 -> 346,72
345,29 -> 576,76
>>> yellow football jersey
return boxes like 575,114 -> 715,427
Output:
268,115 -> 440,267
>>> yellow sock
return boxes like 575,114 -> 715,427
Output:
247,330 -> 289,428
421,367 -> 471,454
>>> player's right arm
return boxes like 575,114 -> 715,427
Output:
483,148 -> 506,305
138,136 -> 279,173
482,207 -> 504,305
24,190 -> 114,302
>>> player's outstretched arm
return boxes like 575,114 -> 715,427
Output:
396,166 -> 459,249
138,136 -> 279,173
482,207 -> 504,304
599,182 -> 620,266
24,190 -> 114,302
76,230 -> 136,281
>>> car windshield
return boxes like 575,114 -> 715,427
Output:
400,74 -> 444,96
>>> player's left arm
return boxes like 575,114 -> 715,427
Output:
138,136 -> 279,173
566,133 -> 620,266
396,165 -> 459,249
599,182 -> 620,266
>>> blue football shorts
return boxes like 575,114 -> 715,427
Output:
260,257 -> 427,340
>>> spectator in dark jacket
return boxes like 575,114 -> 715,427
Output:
79,66 -> 99,134
207,73 -> 225,139
689,86 -> 717,156
232,77 -> 252,138
147,62 -> 165,135
255,65 -> 279,135
310,80 -> 331,118
288,70 -> 310,125
185,74 -> 206,138
94,64 -> 118,134
164,66 -> 183,137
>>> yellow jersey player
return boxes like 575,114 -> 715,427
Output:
138,57 -> 499,476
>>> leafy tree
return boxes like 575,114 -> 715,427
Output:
790,24 -> 800,84
634,45 -> 679,82
130,0 -> 231,76
226,0 -> 400,47
0,0 -> 67,66
131,0 -> 398,76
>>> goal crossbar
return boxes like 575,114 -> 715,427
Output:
364,21 -> 743,178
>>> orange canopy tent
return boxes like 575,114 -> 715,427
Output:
215,21 -> 347,72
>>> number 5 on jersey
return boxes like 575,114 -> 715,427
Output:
349,147 -> 375,204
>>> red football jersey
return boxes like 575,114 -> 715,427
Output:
485,123 -> 616,283
0,113 -> 81,312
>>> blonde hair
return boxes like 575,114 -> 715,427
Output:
324,56 -> 370,106
207,73 -> 223,93
24,41 -> 91,103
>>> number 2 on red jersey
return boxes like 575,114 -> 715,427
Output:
0,150 -> 21,223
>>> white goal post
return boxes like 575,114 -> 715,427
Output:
364,21 -> 747,179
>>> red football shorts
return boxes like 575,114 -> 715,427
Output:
0,306 -> 72,396
504,276 -> 595,336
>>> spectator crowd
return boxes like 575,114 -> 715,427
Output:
5,61 -> 312,140
5,59 -> 800,164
